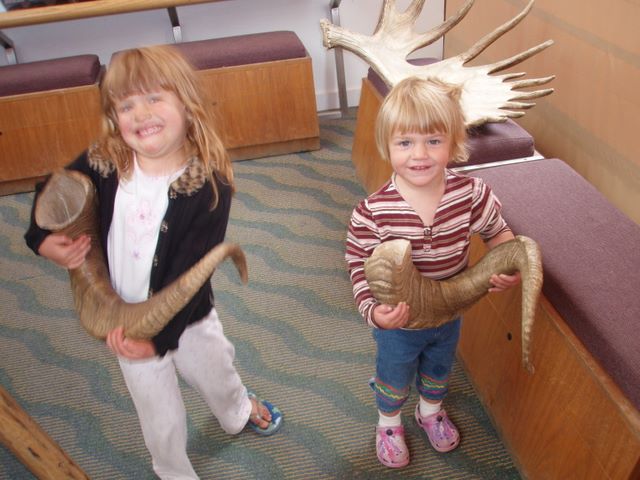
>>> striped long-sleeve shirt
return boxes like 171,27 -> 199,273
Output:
345,170 -> 511,327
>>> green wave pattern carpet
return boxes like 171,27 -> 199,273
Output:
0,111 -> 520,479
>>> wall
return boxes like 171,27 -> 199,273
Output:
444,0 -> 640,225
0,0 -> 444,111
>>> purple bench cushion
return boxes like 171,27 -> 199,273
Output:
465,121 -> 534,165
472,158 -> 640,409
367,58 -> 535,165
175,31 -> 307,71
0,54 -> 101,97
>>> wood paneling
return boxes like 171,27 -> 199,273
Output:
0,55 -> 320,194
445,0 -> 640,225
351,78 -> 391,194
458,235 -> 640,479
0,0 -> 228,28
199,56 -> 320,160
0,83 -> 102,194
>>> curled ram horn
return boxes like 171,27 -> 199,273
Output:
35,169 -> 248,340
364,235 -> 542,372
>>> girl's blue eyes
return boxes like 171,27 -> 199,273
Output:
116,95 -> 163,112
395,138 -> 442,147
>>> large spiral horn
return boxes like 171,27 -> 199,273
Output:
35,169 -> 248,340
364,235 -> 542,372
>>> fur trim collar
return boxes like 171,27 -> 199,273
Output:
88,145 -> 206,197
171,156 -> 206,197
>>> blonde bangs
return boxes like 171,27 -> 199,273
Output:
392,93 -> 455,136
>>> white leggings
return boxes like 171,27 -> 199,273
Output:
118,309 -> 252,480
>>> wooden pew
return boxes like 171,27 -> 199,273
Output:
461,236 -> 640,479
460,159 -> 640,479
1,31 -> 320,194
175,31 -> 320,161
0,55 -> 102,195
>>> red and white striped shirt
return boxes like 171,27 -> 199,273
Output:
345,170 -> 510,326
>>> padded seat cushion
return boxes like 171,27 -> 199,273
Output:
367,58 -> 535,165
175,30 -> 307,71
0,54 -> 101,97
472,158 -> 640,409
465,121 -> 534,166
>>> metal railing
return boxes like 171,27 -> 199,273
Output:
329,0 -> 349,117
0,0 -> 227,64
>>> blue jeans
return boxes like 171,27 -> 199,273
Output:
371,318 -> 461,413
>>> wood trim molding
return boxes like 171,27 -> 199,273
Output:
0,0 -> 228,29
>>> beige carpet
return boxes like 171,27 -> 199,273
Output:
0,110 -> 520,479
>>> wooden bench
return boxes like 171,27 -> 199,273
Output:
0,54 -> 103,195
461,159 -> 640,479
0,30 -> 320,195
352,58 -> 537,193
173,30 -> 320,161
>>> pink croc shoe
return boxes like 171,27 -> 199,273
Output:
375,425 -> 410,468
414,404 -> 460,452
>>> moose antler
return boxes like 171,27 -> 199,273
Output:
320,0 -> 555,126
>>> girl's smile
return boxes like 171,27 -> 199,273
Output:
137,125 -> 163,138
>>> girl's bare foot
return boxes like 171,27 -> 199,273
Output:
249,395 -> 271,430
246,391 -> 283,435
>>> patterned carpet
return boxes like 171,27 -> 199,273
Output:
0,110 -> 521,479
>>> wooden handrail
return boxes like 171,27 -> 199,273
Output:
1,385 -> 89,479
0,0 -> 227,29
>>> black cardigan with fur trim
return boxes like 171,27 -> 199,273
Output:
25,149 -> 232,356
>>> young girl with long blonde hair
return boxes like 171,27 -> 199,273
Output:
26,45 -> 282,479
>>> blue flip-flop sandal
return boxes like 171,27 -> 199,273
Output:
247,392 -> 283,436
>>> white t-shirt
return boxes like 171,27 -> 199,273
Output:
107,159 -> 185,303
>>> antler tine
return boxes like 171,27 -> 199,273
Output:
373,0 -> 426,36
320,19 -> 374,57
502,71 -> 527,80
460,0 -> 535,64
509,75 -> 556,89
488,40 -> 554,73
408,0 -> 475,54
503,101 -> 536,110
470,112 -> 521,125
510,86 -> 555,100
403,0 -> 427,21
373,0 -> 398,35
489,111 -> 526,123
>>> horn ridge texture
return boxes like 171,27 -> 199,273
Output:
35,170 -> 248,341
364,235 -> 542,372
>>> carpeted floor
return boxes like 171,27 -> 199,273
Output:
0,110 -> 521,479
